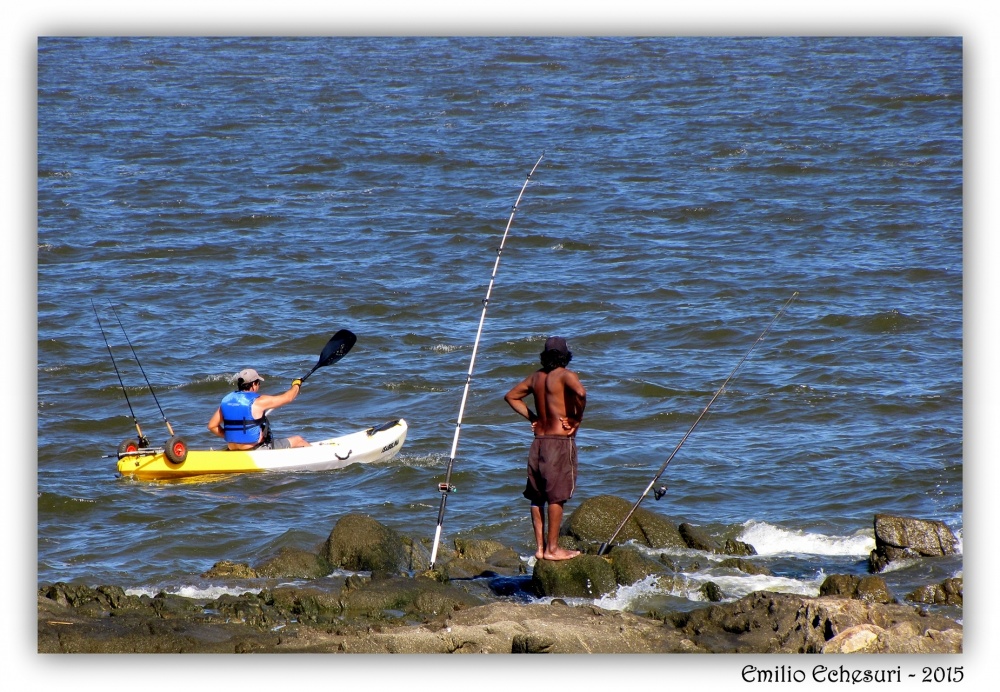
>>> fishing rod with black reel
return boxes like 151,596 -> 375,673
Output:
429,153 -> 545,569
597,291 -> 800,556
92,299 -> 152,455
106,300 -> 189,464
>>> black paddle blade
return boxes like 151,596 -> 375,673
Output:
301,329 -> 357,381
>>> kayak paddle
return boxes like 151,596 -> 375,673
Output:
300,329 -> 357,383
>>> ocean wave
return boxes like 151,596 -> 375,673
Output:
737,520 -> 876,557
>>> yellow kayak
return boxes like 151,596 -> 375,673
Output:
116,419 -> 407,481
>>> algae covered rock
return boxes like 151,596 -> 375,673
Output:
563,495 -> 684,549
322,513 -> 407,576
256,547 -> 330,579
530,554 -> 617,598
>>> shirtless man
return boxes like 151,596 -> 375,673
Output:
504,336 -> 587,561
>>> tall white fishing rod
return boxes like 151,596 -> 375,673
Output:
598,291 -> 799,556
429,153 -> 544,569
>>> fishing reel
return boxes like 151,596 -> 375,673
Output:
438,483 -> 457,494
653,485 -> 668,501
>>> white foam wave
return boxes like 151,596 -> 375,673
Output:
126,584 -> 258,600
737,520 -> 875,557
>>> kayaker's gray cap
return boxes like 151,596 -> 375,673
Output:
235,368 -> 264,386
543,336 -> 570,355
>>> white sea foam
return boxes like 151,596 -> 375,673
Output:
126,584 -> 255,600
737,520 -> 875,557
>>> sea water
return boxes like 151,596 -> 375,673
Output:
36,36 -> 963,620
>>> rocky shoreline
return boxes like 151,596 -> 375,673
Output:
38,496 -> 962,654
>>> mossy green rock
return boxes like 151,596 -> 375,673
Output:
608,546 -> 671,586
564,495 -> 684,549
322,513 -> 407,576
531,554 -> 617,598
256,547 -> 330,579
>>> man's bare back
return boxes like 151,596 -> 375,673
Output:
505,337 -> 587,562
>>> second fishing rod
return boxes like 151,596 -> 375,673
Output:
94,299 -> 190,463
428,153 -> 545,569
598,291 -> 800,556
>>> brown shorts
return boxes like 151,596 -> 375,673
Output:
523,435 -> 578,505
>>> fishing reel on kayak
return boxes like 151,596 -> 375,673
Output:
654,485 -> 668,501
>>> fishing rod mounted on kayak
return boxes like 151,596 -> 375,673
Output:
105,301 -> 189,463
429,153 -> 545,569
597,291 -> 800,556
93,300 -> 190,464
92,300 -> 150,451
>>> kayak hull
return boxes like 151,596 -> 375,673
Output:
116,419 -> 407,481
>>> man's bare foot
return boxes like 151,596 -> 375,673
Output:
542,548 -> 581,561
535,549 -> 545,560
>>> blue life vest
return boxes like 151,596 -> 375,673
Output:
220,391 -> 266,445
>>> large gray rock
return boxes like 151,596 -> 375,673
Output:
563,495 -> 684,549
869,514 -> 959,573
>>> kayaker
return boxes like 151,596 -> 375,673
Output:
207,368 -> 311,450
504,336 -> 587,561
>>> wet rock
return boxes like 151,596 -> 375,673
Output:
530,554 -> 617,598
700,582 -> 725,602
607,546 -> 672,586
263,586 -> 343,625
907,577 -> 963,606
678,523 -> 756,556
718,558 -> 773,576
820,574 -> 894,604
322,513 -> 407,577
202,560 -> 259,579
256,547 -> 330,579
436,538 -> 527,579
401,536 -> 432,573
336,575 -> 483,619
564,495 -> 684,549
678,522 -> 718,551
454,538 -> 508,562
722,538 -> 757,556
868,514 -> 959,573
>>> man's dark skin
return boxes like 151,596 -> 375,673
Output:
505,355 -> 587,560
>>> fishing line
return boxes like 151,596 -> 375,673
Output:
429,153 -> 545,569
91,299 -> 149,447
598,291 -> 799,555
107,300 -> 177,438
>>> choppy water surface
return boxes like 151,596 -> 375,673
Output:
37,37 -> 962,623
